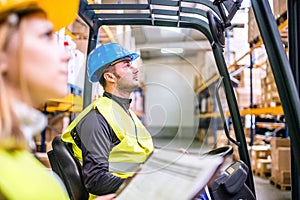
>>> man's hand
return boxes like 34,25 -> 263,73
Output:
177,148 -> 189,154
95,194 -> 116,200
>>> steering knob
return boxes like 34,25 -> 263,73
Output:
204,145 -> 233,158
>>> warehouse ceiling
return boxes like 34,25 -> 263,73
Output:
98,0 -> 210,58
71,0 -> 250,59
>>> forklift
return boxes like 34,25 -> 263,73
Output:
48,0 -> 300,199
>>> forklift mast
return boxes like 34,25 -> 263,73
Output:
77,0 -> 300,199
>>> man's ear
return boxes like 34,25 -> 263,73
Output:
0,52 -> 8,74
103,72 -> 116,83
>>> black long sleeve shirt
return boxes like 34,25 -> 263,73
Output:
75,92 -> 132,195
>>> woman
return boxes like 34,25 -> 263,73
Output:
0,0 -> 115,199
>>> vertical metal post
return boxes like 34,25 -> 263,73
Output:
288,0 -> 300,97
40,105 -> 47,152
83,27 -> 99,108
252,1 -> 300,199
212,44 -> 256,196
288,0 -> 300,199
226,30 -> 230,64
249,47 -> 254,147
213,83 -> 218,146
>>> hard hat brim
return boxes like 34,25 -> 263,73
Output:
0,0 -> 79,31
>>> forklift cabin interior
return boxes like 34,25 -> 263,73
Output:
50,0 -> 300,199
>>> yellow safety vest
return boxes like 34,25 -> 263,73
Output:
62,96 -> 154,178
0,149 -> 69,200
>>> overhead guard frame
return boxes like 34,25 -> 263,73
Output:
77,0 -> 255,195
76,1 -> 299,198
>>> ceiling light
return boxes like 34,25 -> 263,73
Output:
161,48 -> 184,54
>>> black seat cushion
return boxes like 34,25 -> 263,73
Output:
47,136 -> 89,200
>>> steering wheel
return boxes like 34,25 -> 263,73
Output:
204,145 -> 233,158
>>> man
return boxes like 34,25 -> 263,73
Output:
61,43 -> 154,196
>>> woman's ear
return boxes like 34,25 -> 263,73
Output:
0,52 -> 8,74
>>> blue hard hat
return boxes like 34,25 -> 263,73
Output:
87,43 -> 140,83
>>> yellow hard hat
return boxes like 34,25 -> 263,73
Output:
0,0 -> 79,31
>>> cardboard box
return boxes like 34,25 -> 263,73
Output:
273,0 -> 287,19
35,152 -> 51,168
248,7 -> 260,43
271,168 -> 291,185
254,159 -> 272,178
251,145 -> 270,159
270,137 -> 290,164
270,137 -> 290,149
195,128 -> 206,142
45,114 -> 65,142
250,145 -> 270,170
274,147 -> 291,171
271,168 -> 278,180
256,159 -> 272,173
279,170 -> 291,185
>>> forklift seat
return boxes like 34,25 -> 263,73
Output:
47,136 -> 89,200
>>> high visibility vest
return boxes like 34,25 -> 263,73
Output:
0,149 -> 69,200
62,96 -> 154,178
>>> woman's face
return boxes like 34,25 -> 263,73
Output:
4,12 -> 70,107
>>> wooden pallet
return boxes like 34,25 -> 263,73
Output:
269,176 -> 291,191
253,169 -> 271,178
252,158 -> 272,178
260,101 -> 281,108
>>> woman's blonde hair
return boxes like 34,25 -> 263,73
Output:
0,14 -> 34,151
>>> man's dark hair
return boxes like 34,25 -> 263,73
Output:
98,65 -> 118,87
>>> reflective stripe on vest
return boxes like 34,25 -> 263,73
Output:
62,96 -> 154,178
109,162 -> 141,173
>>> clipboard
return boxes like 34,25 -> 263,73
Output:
115,148 -> 224,200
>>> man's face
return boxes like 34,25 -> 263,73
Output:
113,59 -> 139,92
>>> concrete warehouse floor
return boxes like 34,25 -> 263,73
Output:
152,137 -> 291,200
